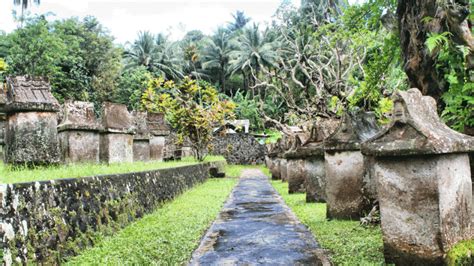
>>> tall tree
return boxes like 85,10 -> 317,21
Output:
228,11 -> 251,32
397,0 -> 473,103
125,31 -> 183,80
200,28 -> 232,93
229,24 -> 280,96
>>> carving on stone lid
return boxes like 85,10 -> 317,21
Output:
100,102 -> 135,133
4,76 -> 60,112
147,112 -> 170,136
361,88 -> 474,156
324,111 -> 380,151
57,100 -> 100,132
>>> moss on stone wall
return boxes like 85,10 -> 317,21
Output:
0,162 -> 224,264
446,239 -> 474,266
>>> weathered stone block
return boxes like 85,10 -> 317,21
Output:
3,76 -> 60,165
287,159 -> 305,193
150,136 -> 165,161
59,131 -> 100,164
304,157 -> 325,203
100,133 -> 133,164
133,140 -> 150,162
374,154 -> 471,265
280,159 -> 288,182
324,112 -> 379,219
5,112 -> 60,165
100,102 -> 134,164
362,88 -> 474,265
132,111 -> 150,162
101,102 -> 133,132
58,101 -> 100,164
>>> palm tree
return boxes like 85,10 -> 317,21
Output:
13,0 -> 40,10
228,11 -> 251,32
200,27 -> 232,93
228,24 -> 280,96
124,31 -> 183,80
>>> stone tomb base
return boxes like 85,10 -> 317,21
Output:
150,136 -> 165,161
280,159 -> 288,182
59,130 -> 100,163
5,112 -> 60,165
304,157 -> 326,203
133,139 -> 150,162
100,133 -> 133,164
287,159 -> 306,193
375,154 -> 472,265
325,150 -> 366,219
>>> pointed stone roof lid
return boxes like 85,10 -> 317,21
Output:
147,112 -> 170,136
324,111 -> 380,151
57,100 -> 100,132
361,88 -> 474,156
4,76 -> 60,112
100,102 -> 135,134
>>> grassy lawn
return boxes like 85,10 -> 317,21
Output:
0,156 -> 225,184
271,180 -> 385,265
224,164 -> 270,177
66,177 -> 237,265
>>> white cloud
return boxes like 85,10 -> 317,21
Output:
0,0 -> 300,43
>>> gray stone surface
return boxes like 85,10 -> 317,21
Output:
190,170 -> 330,265
133,140 -> 150,162
280,158 -> 288,182
57,101 -> 100,164
210,133 -> 265,164
59,131 -> 100,164
3,76 -> 61,165
100,102 -> 134,164
286,158 -> 306,193
132,111 -> 150,162
100,133 -> 133,164
361,89 -> 474,156
324,112 -> 379,219
362,88 -> 474,265
150,136 -> 165,161
4,76 -> 60,112
374,154 -> 471,265
325,151 -> 367,219
304,156 -> 326,203
1,163 -> 214,264
101,102 -> 134,133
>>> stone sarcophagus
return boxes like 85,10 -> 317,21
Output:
57,101 -> 101,163
100,102 -> 135,164
147,112 -> 170,161
265,142 -> 283,180
324,112 -> 379,219
361,88 -> 474,265
3,76 -> 60,165
132,111 -> 150,161
285,134 -> 310,194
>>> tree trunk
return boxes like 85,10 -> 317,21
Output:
397,0 -> 472,103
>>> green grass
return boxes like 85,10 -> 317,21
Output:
0,156 -> 225,184
271,180 -> 385,265
224,164 -> 271,177
446,239 -> 474,266
66,177 -> 238,265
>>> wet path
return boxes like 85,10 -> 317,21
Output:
190,169 -> 330,265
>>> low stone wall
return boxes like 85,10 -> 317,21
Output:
0,162 -> 225,264
210,134 -> 265,165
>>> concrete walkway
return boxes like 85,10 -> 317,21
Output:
190,169 -> 330,266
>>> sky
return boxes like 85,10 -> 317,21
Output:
0,0 -> 304,43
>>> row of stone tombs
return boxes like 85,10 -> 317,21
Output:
266,88 -> 474,265
0,76 -> 193,166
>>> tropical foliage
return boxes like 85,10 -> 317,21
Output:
141,77 -> 236,161
1,0 -> 472,133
